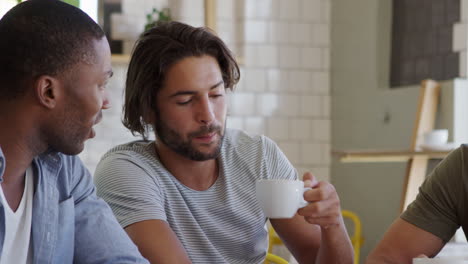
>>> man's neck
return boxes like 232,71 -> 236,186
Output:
0,105 -> 44,185
0,98 -> 45,210
154,142 -> 219,191
0,133 -> 37,211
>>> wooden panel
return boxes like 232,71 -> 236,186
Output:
400,157 -> 429,212
400,79 -> 441,212
204,0 -> 216,31
410,79 -> 441,150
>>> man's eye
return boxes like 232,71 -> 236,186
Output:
211,94 -> 223,98
177,99 -> 192,105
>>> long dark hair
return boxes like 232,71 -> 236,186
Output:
123,21 -> 240,139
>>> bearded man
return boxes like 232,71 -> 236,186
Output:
94,21 -> 353,264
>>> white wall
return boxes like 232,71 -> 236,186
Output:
222,0 -> 332,181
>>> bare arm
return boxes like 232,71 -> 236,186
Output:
315,217 -> 354,264
125,220 -> 192,264
366,218 -> 445,264
270,214 -> 321,263
272,172 -> 353,264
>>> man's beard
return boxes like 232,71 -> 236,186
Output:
154,119 -> 225,161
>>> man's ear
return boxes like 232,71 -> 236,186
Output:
34,75 -> 61,109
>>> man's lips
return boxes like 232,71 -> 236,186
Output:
194,132 -> 216,142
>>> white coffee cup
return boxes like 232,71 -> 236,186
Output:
255,179 -> 310,219
413,256 -> 467,264
423,129 -> 449,146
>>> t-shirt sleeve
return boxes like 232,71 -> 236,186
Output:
261,136 -> 298,181
94,152 -> 166,228
401,147 -> 464,242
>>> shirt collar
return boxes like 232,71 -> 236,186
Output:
0,146 -> 63,183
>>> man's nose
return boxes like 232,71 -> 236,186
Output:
197,97 -> 215,125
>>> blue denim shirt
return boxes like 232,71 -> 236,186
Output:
0,148 -> 149,264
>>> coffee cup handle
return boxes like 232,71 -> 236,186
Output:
299,187 -> 312,208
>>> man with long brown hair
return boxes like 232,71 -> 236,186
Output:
95,21 -> 353,264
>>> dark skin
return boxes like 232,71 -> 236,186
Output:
0,38 -> 112,212
0,76 -> 57,211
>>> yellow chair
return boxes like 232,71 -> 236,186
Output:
267,210 -> 363,264
342,210 -> 363,264
268,227 -> 283,255
265,253 -> 288,264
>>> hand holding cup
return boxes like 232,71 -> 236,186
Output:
297,172 -> 342,228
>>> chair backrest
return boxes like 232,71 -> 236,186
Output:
265,253 -> 288,264
342,209 -> 363,264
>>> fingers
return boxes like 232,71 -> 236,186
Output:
299,200 -> 342,227
303,181 -> 338,202
298,180 -> 342,228
298,198 -> 340,218
302,172 -> 318,188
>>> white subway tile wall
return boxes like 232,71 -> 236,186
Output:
80,0 -> 332,182
267,118 -> 290,141
300,0 -> 321,22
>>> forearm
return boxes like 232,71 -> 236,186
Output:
316,220 -> 354,264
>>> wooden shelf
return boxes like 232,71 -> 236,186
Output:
333,149 -> 453,163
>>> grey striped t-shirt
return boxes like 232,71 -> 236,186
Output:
94,129 -> 297,264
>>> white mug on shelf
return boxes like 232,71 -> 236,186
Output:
423,129 -> 449,146
255,179 -> 310,219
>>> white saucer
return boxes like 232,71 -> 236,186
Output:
420,142 -> 458,152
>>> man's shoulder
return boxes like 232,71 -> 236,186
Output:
223,128 -> 279,157
458,144 -> 468,160
433,144 -> 468,173
224,128 -> 265,147
101,140 -> 154,160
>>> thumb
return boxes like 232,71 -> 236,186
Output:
302,172 -> 318,188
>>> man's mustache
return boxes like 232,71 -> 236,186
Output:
188,124 -> 222,138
